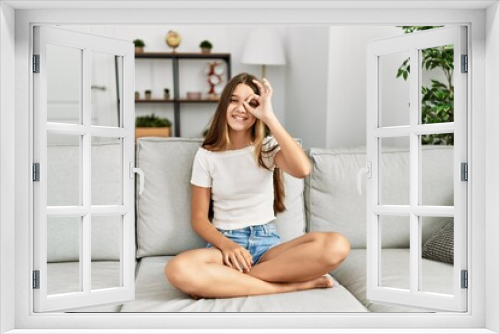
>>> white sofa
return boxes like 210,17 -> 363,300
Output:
46,138 -> 455,313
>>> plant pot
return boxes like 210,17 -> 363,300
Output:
135,46 -> 144,53
144,93 -> 151,100
135,92 -> 140,100
201,47 -> 211,54
135,127 -> 171,140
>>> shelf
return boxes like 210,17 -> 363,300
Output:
135,99 -> 174,103
135,99 -> 219,103
135,51 -> 231,137
135,52 -> 230,60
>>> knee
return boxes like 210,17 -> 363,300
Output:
319,232 -> 350,269
164,256 -> 196,291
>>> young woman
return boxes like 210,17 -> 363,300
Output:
164,73 -> 350,299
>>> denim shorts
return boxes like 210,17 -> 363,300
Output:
206,222 -> 281,264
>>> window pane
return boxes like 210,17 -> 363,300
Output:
420,45 -> 454,125
47,216 -> 81,295
91,52 -> 122,127
47,134 -> 81,206
380,215 -> 410,290
47,44 -> 81,124
379,51 -> 410,127
420,216 -> 454,295
91,215 -> 122,290
420,134 -> 454,206
380,137 -> 410,205
91,137 -> 122,205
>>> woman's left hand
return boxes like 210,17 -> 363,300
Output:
243,78 -> 276,124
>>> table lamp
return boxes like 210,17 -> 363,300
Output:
241,28 -> 286,79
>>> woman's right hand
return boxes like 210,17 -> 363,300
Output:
219,240 -> 253,273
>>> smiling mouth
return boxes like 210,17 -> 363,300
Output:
232,115 -> 248,121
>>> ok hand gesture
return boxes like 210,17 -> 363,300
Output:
243,78 -> 276,124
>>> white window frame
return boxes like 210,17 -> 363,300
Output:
32,25 -> 136,312
366,26 -> 468,312
1,2 -> 498,333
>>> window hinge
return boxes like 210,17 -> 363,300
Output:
33,54 -> 40,73
461,162 -> 468,181
461,270 -> 468,289
33,270 -> 40,289
33,163 -> 40,182
461,54 -> 468,73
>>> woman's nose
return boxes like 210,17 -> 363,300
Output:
235,102 -> 246,113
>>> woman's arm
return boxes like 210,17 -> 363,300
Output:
265,114 -> 312,179
243,78 -> 312,178
191,185 -> 253,272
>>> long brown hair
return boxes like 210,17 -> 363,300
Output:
203,72 -> 285,215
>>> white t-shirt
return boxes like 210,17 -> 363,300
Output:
190,137 -> 280,230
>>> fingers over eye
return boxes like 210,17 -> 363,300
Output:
262,78 -> 272,93
248,99 -> 259,108
252,79 -> 264,92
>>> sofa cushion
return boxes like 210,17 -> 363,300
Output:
274,171 -> 307,241
305,146 -> 453,248
135,138 -> 206,258
135,138 -> 306,258
119,256 -> 368,312
332,249 -> 453,312
47,142 -> 122,262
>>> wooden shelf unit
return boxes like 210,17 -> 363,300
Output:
135,51 -> 231,137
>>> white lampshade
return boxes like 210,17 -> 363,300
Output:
241,28 -> 286,77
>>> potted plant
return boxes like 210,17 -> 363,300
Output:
135,114 -> 172,140
135,91 -> 140,100
163,88 -> 170,100
396,26 -> 453,145
144,89 -> 152,100
199,40 -> 213,54
133,39 -> 145,53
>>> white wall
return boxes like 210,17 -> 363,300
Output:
66,25 -> 287,138
284,26 -> 330,149
63,25 -> 440,149
327,26 -> 403,148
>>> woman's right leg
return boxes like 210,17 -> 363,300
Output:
164,248 -> 332,299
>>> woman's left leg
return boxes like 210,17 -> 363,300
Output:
248,231 -> 350,283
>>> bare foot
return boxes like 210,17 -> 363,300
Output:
294,275 -> 334,292
314,275 -> 335,288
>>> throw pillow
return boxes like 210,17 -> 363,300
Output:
422,219 -> 454,264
